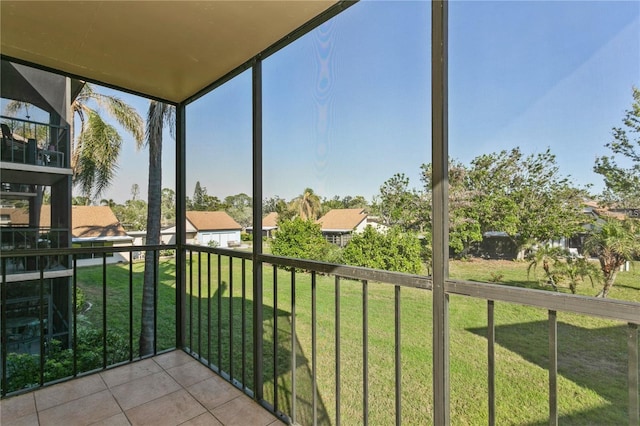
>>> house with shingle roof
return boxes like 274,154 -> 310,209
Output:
316,208 -> 385,247
72,206 -> 133,265
0,206 -> 33,227
185,211 -> 242,248
246,212 -> 279,238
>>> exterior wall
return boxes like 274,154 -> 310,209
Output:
323,232 -> 352,248
196,230 -> 241,248
354,220 -> 368,234
469,236 -> 518,260
73,240 -> 133,266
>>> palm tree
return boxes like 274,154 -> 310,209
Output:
527,245 -> 602,294
558,255 -> 601,295
71,84 -> 144,200
291,188 -> 322,220
583,219 -> 640,297
5,83 -> 144,201
527,245 -> 567,291
139,100 -> 174,356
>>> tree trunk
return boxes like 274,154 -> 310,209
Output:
596,270 -> 617,298
139,103 -> 163,356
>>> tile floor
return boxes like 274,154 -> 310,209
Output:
1,350 -> 284,426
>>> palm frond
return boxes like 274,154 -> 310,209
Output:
146,101 -> 175,153
3,100 -> 32,116
74,110 -> 122,200
93,92 -> 144,146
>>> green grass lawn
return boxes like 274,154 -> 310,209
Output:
76,257 -> 640,425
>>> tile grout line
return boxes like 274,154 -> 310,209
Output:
34,393 -> 41,426
181,375 -> 229,425
98,372 -> 132,426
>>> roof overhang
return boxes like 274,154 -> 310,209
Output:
1,1 -> 343,104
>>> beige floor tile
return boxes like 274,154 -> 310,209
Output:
212,396 -> 279,426
110,371 -> 181,411
0,392 -> 36,423
90,412 -> 131,426
35,374 -> 106,411
126,389 -> 206,426
101,359 -> 162,388
3,412 -> 39,426
187,376 -> 244,410
166,359 -> 215,388
38,389 -> 121,426
179,412 -> 223,425
153,350 -> 194,370
2,351 -> 280,426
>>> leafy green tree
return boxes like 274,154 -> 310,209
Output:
161,188 -> 176,227
189,181 -> 221,211
342,226 -> 423,274
261,195 -> 296,221
100,198 -> 116,208
468,148 -> 586,259
321,195 -> 369,215
112,199 -> 147,231
321,196 -> 346,213
140,100 -> 174,356
583,219 -> 640,297
263,195 -> 287,214
223,193 -> 252,228
342,195 -> 369,209
422,160 -> 482,257
594,87 -> 640,208
191,181 -> 206,210
271,217 -> 331,261
373,173 -> 423,231
72,196 -> 91,206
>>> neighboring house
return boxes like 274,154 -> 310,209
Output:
565,201 -> 630,255
246,212 -> 278,238
72,206 -> 133,265
469,231 -> 519,260
317,208 -> 374,247
128,227 -> 178,246
185,211 -> 242,248
131,211 -> 243,251
470,201 -> 631,260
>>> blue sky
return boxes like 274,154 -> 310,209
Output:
3,1 -> 639,205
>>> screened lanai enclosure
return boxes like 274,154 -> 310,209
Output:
1,1 -> 639,425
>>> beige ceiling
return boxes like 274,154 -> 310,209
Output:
1,1 -> 339,104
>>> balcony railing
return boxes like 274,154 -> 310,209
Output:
1,116 -> 68,169
1,244 -> 639,424
0,228 -> 69,276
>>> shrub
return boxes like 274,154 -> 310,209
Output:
342,226 -> 423,274
271,218 -> 333,262
4,324 -> 130,393
75,287 -> 86,313
489,272 -> 504,283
